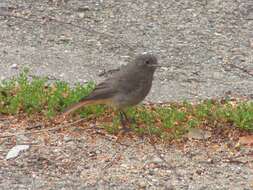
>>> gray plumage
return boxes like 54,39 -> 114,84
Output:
83,54 -> 157,108
63,53 -> 158,115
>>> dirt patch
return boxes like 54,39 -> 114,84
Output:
0,116 -> 252,189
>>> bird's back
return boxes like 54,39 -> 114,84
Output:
111,63 -> 155,108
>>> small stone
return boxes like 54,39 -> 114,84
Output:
77,78 -> 87,84
161,79 -> 168,84
89,123 -> 96,128
6,145 -> 30,160
77,6 -> 90,12
152,156 -> 163,163
139,181 -> 147,188
10,64 -> 18,69
120,164 -> 128,168
63,136 -> 72,142
78,12 -> 85,18
161,66 -> 169,71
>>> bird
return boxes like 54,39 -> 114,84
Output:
62,53 -> 158,131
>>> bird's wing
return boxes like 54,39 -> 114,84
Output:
83,64 -> 140,100
82,78 -> 118,101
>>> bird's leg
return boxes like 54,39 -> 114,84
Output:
119,111 -> 125,124
119,111 -> 131,132
122,111 -> 136,124
122,111 -> 129,122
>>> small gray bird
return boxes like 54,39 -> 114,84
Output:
63,53 -> 158,130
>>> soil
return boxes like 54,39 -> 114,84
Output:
0,116 -> 253,190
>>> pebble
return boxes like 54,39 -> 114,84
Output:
120,164 -> 129,168
77,78 -> 87,83
10,64 -> 18,69
139,181 -> 147,188
152,156 -> 163,163
77,6 -> 90,12
161,66 -> 169,71
6,145 -> 30,160
63,136 -> 72,142
78,12 -> 85,18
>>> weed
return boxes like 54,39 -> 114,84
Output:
0,71 -> 252,140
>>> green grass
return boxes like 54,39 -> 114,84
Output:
0,70 -> 102,118
0,71 -> 253,139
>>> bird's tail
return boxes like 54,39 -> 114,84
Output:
62,99 -> 110,117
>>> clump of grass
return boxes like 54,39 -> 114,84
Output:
103,117 -> 121,134
217,102 -> 253,131
0,70 -> 101,118
0,70 -> 252,140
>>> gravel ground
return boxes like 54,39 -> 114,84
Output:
0,117 -> 253,190
0,0 -> 253,189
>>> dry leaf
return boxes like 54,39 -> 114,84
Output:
238,135 -> 253,146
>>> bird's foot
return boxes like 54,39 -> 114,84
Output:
116,125 -> 134,142
121,125 -> 132,133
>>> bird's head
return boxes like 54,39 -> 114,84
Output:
135,53 -> 159,72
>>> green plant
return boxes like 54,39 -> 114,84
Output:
0,70 -> 252,141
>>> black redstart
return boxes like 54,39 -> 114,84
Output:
62,53 -> 158,130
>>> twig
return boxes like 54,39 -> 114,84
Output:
222,158 -> 249,165
0,118 -> 86,138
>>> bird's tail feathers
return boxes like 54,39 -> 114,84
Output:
62,99 -> 109,116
